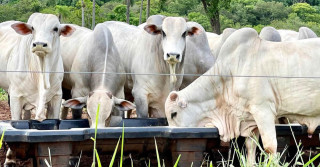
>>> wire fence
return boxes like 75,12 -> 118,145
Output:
0,70 -> 320,79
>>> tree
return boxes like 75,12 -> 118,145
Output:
81,0 -> 85,27
126,0 -> 130,23
139,0 -> 143,24
92,0 -> 95,29
146,0 -> 150,18
200,0 -> 231,34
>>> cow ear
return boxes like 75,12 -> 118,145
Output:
63,97 -> 87,110
144,24 -> 162,35
113,97 -> 136,111
11,22 -> 33,35
187,26 -> 201,36
60,24 -> 75,37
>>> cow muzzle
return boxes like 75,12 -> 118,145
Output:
166,54 -> 180,91
32,42 -> 48,57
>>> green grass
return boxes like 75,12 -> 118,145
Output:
0,88 -> 8,101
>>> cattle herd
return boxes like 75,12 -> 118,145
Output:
0,13 -> 319,165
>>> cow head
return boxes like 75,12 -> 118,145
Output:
63,90 -> 135,128
144,17 -> 202,89
11,13 -> 75,57
165,90 -> 247,143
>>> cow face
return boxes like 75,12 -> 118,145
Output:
11,13 -> 75,57
165,91 -> 213,127
144,17 -> 201,89
63,90 -> 135,128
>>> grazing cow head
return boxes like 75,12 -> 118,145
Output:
11,13 -> 75,57
165,90 -> 252,143
144,16 -> 202,89
63,90 -> 135,128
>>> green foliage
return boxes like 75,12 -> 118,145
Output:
188,12 -> 212,31
0,88 -> 7,101
291,3 -> 320,22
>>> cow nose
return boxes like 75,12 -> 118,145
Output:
167,53 -> 180,59
33,42 -> 48,48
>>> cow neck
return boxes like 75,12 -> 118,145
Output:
21,34 -> 60,120
180,64 -> 242,142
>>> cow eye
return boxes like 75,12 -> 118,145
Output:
31,27 -> 34,31
162,30 -> 166,37
53,27 -> 58,32
182,31 -> 187,37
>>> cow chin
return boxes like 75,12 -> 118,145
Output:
33,51 -> 46,57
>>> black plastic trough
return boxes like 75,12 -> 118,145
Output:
0,118 -> 319,167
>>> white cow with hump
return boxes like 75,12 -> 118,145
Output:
139,16 -> 214,89
0,13 -> 75,166
60,23 -> 135,127
0,13 -> 74,121
104,16 -> 201,118
165,28 -> 320,161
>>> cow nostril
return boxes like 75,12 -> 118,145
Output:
176,54 -> 180,59
43,43 -> 47,47
32,43 -> 36,47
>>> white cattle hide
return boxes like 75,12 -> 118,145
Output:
104,16 -> 201,117
60,23 -> 135,128
165,28 -> 320,157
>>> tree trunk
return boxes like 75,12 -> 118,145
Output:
81,0 -> 85,27
200,0 -> 221,34
210,10 -> 221,34
139,0 -> 143,24
146,0 -> 150,19
126,0 -> 130,24
92,0 -> 95,29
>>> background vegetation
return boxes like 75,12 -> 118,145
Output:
0,0 -> 319,34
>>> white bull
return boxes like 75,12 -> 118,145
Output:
60,23 -> 135,128
0,12 -> 74,166
165,28 -> 320,163
104,17 -> 201,118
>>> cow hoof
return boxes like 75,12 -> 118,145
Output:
4,162 -> 16,167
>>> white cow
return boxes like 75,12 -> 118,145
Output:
0,13 -> 75,166
259,26 -> 281,42
206,28 -> 236,60
278,27 -> 317,41
139,16 -> 214,89
104,17 -> 201,117
0,13 -> 74,121
165,28 -> 320,162
60,23 -> 135,127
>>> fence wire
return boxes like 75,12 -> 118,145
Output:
1,70 -> 320,79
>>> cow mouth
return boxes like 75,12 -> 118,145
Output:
166,56 -> 179,91
32,46 -> 48,57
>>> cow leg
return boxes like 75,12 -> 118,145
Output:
9,96 -> 22,120
132,88 -> 149,118
4,148 -> 16,167
47,94 -> 62,119
251,105 -> 277,154
245,130 -> 259,166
